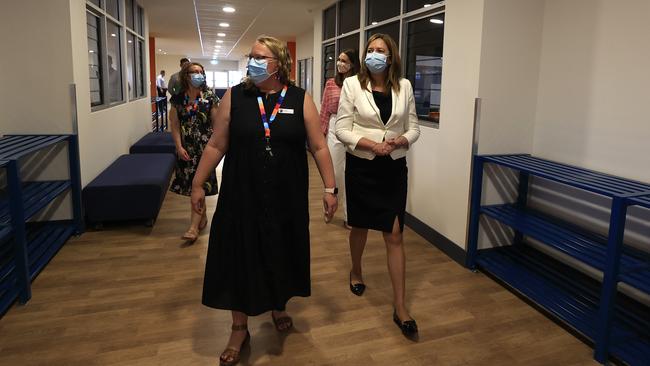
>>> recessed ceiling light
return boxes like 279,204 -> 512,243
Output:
210,59 -> 219,65
163,52 -> 167,54
89,50 -> 95,53
219,22 -> 230,27
424,3 -> 432,7
223,6 -> 235,13
110,33 -> 116,37
128,40 -> 132,43
371,21 -> 378,25
158,48 -> 162,52
216,40 -> 223,43
430,18 -> 443,24
217,33 -> 226,37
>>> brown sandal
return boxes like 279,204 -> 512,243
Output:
182,228 -> 199,241
271,311 -> 293,332
219,324 -> 250,366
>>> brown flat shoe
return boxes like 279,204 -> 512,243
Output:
220,324 -> 250,366
271,311 -> 293,332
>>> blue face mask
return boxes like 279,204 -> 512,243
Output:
190,73 -> 205,88
365,52 -> 389,74
248,58 -> 277,84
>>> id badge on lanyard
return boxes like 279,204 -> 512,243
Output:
257,85 -> 288,157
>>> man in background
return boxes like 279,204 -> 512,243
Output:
167,57 -> 190,97
156,70 -> 167,98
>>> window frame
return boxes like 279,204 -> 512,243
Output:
321,0 -> 446,128
86,0 -> 147,112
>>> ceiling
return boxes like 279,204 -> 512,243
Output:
141,0 -> 329,61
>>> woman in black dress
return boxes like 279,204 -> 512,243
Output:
335,34 -> 420,339
168,62 -> 219,242
191,36 -> 337,366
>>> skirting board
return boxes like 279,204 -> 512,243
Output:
404,212 -> 467,266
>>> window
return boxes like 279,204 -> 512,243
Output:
214,72 -> 228,88
367,0 -> 400,25
338,0 -> 360,35
87,11 -> 103,106
106,0 -> 119,19
323,44 -> 336,86
322,5 -> 336,40
406,0 -> 442,13
86,0 -> 146,109
136,5 -> 144,35
106,21 -> 123,103
337,33 -> 360,55
125,0 -> 134,29
405,12 -> 444,124
228,71 -> 243,87
297,58 -> 313,95
126,33 -> 136,99
366,21 -> 400,47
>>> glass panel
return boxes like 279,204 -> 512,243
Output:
228,71 -> 242,87
338,0 -> 360,35
88,0 -> 101,8
87,12 -> 103,106
137,5 -> 144,35
205,71 -> 215,88
405,13 -> 444,123
125,0 -> 134,30
137,39 -> 145,97
106,21 -> 123,103
323,44 -> 336,88
406,0 -> 439,13
337,33 -> 360,55
305,58 -> 312,95
366,21 -> 400,47
322,5 -> 336,40
105,0 -> 119,20
214,72 -> 228,88
127,33 -> 136,99
367,0 -> 400,25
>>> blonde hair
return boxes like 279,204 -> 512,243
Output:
244,35 -> 295,89
358,33 -> 402,94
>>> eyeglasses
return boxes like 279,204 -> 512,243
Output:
248,55 -> 277,61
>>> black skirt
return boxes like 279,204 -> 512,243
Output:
345,153 -> 407,233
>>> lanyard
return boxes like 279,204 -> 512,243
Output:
257,85 -> 288,156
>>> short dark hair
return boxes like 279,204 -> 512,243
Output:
180,58 -> 190,66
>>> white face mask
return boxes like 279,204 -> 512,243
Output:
336,61 -> 351,74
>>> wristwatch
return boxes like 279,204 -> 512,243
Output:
324,187 -> 338,194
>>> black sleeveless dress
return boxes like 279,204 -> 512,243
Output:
202,83 -> 310,316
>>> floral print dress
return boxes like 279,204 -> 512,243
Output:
170,89 -> 219,196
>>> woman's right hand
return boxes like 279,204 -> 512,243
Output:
371,142 -> 394,156
191,186 -> 206,215
177,146 -> 191,161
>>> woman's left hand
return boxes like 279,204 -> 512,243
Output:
387,136 -> 409,148
323,193 -> 338,223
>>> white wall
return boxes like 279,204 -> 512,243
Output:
407,0 -> 486,248
0,0 -> 75,134
296,29 -> 314,62
534,0 -> 650,183
69,0 -> 151,186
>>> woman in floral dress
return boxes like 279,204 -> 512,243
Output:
169,62 -> 219,242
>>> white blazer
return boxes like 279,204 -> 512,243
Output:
335,76 -> 420,160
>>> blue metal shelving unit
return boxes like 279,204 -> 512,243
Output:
0,135 -> 83,317
467,154 -> 650,366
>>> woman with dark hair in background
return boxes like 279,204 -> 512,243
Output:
169,62 -> 219,242
336,33 -> 420,339
320,49 -> 360,230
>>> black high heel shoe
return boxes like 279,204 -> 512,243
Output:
349,272 -> 366,296
393,310 -> 418,339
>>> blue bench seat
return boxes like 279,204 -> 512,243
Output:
129,132 -> 176,155
83,154 -> 175,226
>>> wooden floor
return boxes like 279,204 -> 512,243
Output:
0,157 -> 598,365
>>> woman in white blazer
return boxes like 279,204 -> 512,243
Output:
335,33 -> 420,339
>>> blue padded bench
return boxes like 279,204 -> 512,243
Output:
129,132 -> 175,155
83,153 -> 175,226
